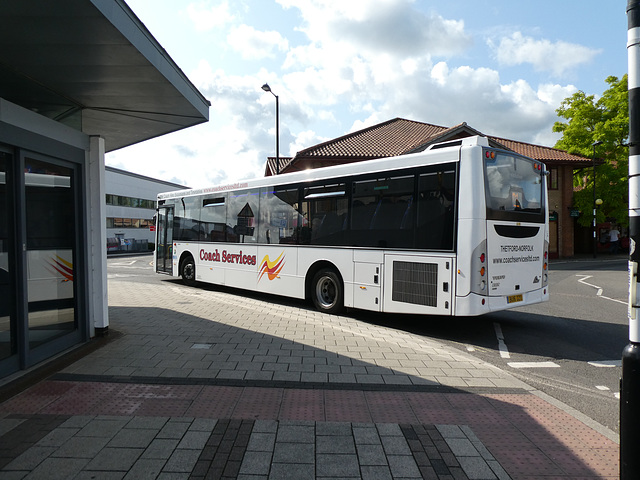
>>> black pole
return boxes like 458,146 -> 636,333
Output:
275,94 -> 280,175
623,2 -> 640,478
261,83 -> 280,175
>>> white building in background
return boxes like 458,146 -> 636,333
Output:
105,167 -> 186,253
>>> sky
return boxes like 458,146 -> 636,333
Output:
106,0 -> 628,189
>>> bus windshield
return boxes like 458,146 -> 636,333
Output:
484,152 -> 544,221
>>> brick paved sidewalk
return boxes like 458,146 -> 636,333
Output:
0,273 -> 620,478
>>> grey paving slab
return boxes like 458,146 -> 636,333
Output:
141,438 -> 181,459
387,454 -> 422,478
123,458 -> 165,480
108,428 -> 159,448
162,448 -> 201,473
4,446 -> 57,470
52,436 -> 110,458
276,424 -> 315,443
238,451 -> 272,476
29,457 -> 89,480
268,462 -> 315,480
458,456 -> 499,480
84,447 -> 143,471
246,432 -> 276,452
273,442 -> 314,463
316,453 -> 360,477
316,434 -> 355,454
356,444 -> 388,466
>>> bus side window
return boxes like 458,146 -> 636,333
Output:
174,196 -> 201,241
303,183 -> 347,246
351,175 -> 413,248
258,187 -> 301,244
201,195 -> 227,242
417,169 -> 456,250
228,189 -> 260,243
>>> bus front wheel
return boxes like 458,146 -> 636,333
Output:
181,255 -> 196,286
311,269 -> 343,314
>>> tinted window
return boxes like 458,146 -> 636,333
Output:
302,183 -> 347,245
200,195 -> 228,241
174,196 -> 201,241
350,175 -> 414,248
228,189 -> 259,243
416,169 -> 456,250
259,187 -> 301,244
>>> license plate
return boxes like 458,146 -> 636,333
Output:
507,294 -> 523,304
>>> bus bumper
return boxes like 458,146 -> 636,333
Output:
455,288 -> 549,316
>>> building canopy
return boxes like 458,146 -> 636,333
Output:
0,0 -> 210,152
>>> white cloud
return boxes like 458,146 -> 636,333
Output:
227,24 -> 289,60
111,1 -> 593,189
278,0 -> 470,58
186,0 -> 235,31
288,129 -> 328,156
490,32 -> 601,77
366,60 -> 576,146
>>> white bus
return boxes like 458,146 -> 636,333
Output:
155,136 -> 549,316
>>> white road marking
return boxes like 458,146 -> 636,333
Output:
493,322 -> 510,359
110,260 -> 137,266
615,392 -> 621,399
596,385 -> 610,391
465,345 -> 476,352
507,361 -> 560,369
576,274 -> 627,305
588,360 -> 622,368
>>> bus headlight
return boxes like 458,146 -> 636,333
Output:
480,280 -> 486,291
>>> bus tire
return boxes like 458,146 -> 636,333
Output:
180,255 -> 196,286
311,268 -> 343,314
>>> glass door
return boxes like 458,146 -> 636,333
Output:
156,206 -> 174,274
24,156 -> 77,349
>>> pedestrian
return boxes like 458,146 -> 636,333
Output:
609,226 -> 620,254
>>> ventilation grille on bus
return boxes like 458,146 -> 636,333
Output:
392,261 -> 438,307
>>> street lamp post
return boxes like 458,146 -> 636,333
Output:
592,140 -> 602,258
261,83 -> 280,175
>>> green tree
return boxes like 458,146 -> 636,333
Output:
553,75 -> 629,227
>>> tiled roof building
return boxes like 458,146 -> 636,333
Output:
266,118 -> 592,258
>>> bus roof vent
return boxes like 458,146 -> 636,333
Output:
427,135 -> 489,150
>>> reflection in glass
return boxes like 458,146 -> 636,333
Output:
25,158 -> 76,348
0,152 -> 15,360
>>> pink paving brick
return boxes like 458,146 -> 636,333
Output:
0,380 -> 620,478
471,394 -> 619,480
324,390 -> 372,423
115,383 -> 203,400
231,387 -> 282,419
279,388 -> 324,421
405,392 -> 463,424
186,385 -> 243,418
133,398 -> 193,416
364,391 -> 418,424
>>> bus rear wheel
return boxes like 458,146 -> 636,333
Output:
180,255 -> 196,286
311,268 -> 343,314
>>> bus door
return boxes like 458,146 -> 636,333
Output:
156,206 -> 174,274
382,255 -> 453,315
